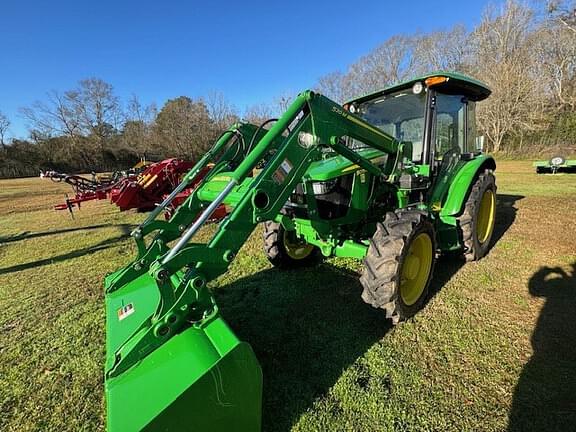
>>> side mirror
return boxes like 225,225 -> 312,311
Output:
475,135 -> 485,152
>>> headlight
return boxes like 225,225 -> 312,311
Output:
298,132 -> 318,148
412,81 -> 424,95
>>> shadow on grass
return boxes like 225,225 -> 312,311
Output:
508,262 -> 576,431
0,224 -> 113,244
213,195 -> 522,431
433,193 -> 521,298
493,193 -> 523,246
215,253 -> 473,430
214,263 -> 390,432
0,224 -> 135,275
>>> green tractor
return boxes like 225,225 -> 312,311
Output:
103,72 -> 496,431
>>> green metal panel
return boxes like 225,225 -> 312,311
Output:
438,155 -> 496,218
427,155 -> 496,251
333,240 -> 368,258
305,148 -> 386,181
196,174 -> 255,205
104,271 -> 161,370
291,217 -> 368,258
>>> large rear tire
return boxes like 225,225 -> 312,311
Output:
458,169 -> 497,261
263,221 -> 319,269
360,211 -> 436,324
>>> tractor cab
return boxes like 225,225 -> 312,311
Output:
347,72 -> 491,170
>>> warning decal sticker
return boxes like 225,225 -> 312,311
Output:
117,303 -> 135,321
272,158 -> 293,185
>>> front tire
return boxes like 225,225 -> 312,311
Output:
458,169 -> 497,261
263,221 -> 319,269
360,211 -> 436,324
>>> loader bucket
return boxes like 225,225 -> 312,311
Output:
104,271 -> 262,432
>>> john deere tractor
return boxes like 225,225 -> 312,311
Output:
103,72 -> 496,431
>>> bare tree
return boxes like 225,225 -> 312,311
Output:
0,111 -> 10,149
470,0 -> 545,152
20,90 -> 81,140
345,35 -> 417,97
205,91 -> 238,130
19,78 -> 122,167
548,0 -> 576,33
243,102 -> 274,125
316,71 -> 347,103
413,26 -> 470,73
533,20 -> 576,110
20,78 -> 121,146
73,78 -> 121,142
120,95 -> 158,157
315,35 -> 418,102
126,94 -> 157,124
273,92 -> 297,114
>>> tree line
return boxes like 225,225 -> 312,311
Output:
0,0 -> 574,178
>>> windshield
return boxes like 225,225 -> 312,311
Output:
357,89 -> 427,162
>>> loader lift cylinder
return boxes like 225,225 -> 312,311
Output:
162,178 -> 238,263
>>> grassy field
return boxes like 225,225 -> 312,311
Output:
1,161 -> 575,432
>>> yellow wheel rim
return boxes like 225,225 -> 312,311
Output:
400,233 -> 433,306
476,189 -> 495,244
283,230 -> 314,260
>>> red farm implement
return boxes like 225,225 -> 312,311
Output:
109,158 -> 194,211
42,158 -> 229,220
41,170 -> 129,211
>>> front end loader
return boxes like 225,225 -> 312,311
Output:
103,72 -> 496,431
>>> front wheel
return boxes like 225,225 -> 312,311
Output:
263,221 -> 319,269
360,211 -> 436,324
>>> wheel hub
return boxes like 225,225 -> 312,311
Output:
476,189 -> 495,244
403,254 -> 420,280
283,230 -> 314,260
400,233 -> 433,306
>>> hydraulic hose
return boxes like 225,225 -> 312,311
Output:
246,118 -> 278,155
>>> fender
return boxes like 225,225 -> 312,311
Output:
439,155 -> 496,218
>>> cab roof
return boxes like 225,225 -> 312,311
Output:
348,71 -> 491,105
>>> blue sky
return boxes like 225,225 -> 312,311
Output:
1,0 -> 499,138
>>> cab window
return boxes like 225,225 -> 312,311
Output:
435,94 -> 467,157
357,89 -> 427,162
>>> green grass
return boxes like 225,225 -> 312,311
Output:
1,161 -> 575,431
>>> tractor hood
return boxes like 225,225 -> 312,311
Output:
305,148 -> 387,182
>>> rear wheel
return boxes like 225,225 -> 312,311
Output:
360,211 -> 436,324
458,170 -> 497,261
263,221 -> 318,268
